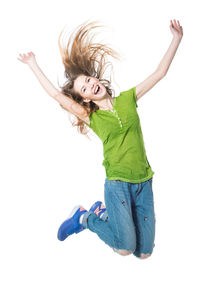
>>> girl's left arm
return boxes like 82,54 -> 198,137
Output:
156,19 -> 183,76
136,19 -> 183,101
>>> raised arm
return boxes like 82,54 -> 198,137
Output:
17,52 -> 88,119
157,19 -> 183,75
18,52 -> 59,97
135,19 -> 183,101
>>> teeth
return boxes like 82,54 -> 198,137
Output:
95,85 -> 100,95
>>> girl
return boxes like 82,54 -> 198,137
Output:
18,19 -> 183,259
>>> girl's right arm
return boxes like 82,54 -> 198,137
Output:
17,52 -> 88,120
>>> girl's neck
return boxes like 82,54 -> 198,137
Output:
93,95 -> 114,112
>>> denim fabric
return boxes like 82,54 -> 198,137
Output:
82,177 -> 156,257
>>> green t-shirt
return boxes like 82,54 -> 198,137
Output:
83,86 -> 154,183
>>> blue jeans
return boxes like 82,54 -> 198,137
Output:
82,177 -> 156,257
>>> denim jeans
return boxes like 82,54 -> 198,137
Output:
82,177 -> 156,257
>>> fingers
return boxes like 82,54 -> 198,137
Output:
17,52 -> 33,62
170,19 -> 183,36
17,53 -> 24,61
18,52 -> 33,58
17,53 -> 27,62
18,53 -> 26,59
177,20 -> 183,31
173,19 -> 179,28
170,19 -> 182,28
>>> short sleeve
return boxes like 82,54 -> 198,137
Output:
82,113 -> 92,128
130,86 -> 138,108
121,86 -> 138,108
82,120 -> 91,128
132,86 -> 138,107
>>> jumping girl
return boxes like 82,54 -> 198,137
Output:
18,19 -> 183,259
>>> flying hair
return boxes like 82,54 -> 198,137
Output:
57,19 -> 121,137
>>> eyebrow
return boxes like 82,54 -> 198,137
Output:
81,77 -> 87,92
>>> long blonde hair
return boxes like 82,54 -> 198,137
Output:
57,20 -> 121,137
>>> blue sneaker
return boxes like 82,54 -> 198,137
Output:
57,206 -> 87,241
89,201 -> 106,218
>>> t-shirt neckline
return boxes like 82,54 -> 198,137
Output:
97,97 -> 117,114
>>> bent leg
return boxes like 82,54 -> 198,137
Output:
140,253 -> 151,259
82,179 -> 137,252
113,248 -> 133,256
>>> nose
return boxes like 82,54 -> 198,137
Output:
91,83 -> 94,93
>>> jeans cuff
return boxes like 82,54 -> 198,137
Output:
101,211 -> 108,222
81,211 -> 93,228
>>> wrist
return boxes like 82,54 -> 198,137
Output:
28,60 -> 38,69
173,35 -> 182,43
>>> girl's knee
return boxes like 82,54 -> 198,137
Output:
113,248 -> 132,256
140,253 -> 151,259
133,246 -> 154,259
120,239 -> 136,254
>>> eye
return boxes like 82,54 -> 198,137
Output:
87,78 -> 90,82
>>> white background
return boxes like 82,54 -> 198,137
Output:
1,0 -> 200,299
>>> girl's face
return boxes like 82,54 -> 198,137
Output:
74,75 -> 107,102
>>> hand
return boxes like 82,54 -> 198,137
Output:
17,51 -> 36,65
170,19 -> 183,41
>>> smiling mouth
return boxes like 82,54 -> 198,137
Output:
94,85 -> 100,95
